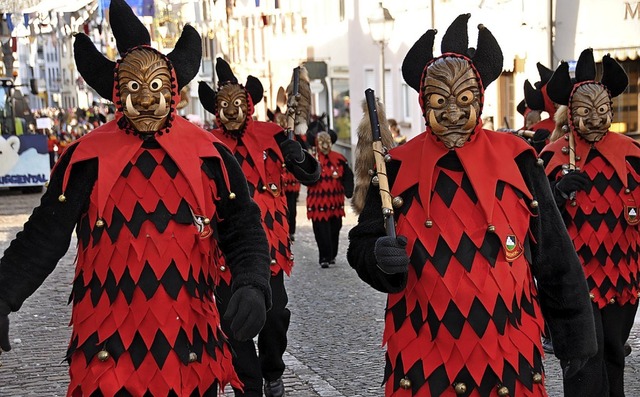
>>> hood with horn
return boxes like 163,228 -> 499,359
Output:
523,62 -> 557,116
546,48 -> 628,143
198,57 -> 264,139
401,14 -> 503,149
73,0 -> 202,136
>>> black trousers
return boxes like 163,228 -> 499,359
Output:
311,217 -> 342,264
285,191 -> 299,236
216,272 -> 290,397
561,301 -> 638,397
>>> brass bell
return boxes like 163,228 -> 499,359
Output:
229,192 -> 237,200
384,154 -> 392,162
487,225 -> 496,233
537,158 -> 544,167
44,181 -> 49,188
331,170 -> 339,178
203,217 -> 211,225
561,147 -> 569,154
625,188 -> 631,194
372,175 -> 380,186
589,293 -> 595,301
570,201 -> 577,207
188,352 -> 198,363
637,292 -> 640,298
575,156 -> 581,161
95,219 -> 105,228
219,265 -> 227,272
533,373 -> 543,384
497,386 -> 510,396
424,219 -> 433,228
368,169 -> 375,176
530,200 -> 539,208
58,194 -> 66,202
564,133 -> 570,140
609,297 -> 616,304
454,382 -> 467,394
270,259 -> 277,265
399,377 -> 411,389
97,350 -> 110,362
261,186 -> 267,191
392,196 -> 404,208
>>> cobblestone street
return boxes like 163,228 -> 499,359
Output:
0,189 -> 639,396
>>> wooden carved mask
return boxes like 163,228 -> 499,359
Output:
570,83 -> 612,143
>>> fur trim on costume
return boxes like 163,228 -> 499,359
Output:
286,66 -> 311,136
352,98 -> 394,215
550,105 -> 569,142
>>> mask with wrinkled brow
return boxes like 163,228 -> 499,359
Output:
217,84 -> 249,136
118,49 -> 172,134
570,83 -> 612,143
423,57 -> 480,149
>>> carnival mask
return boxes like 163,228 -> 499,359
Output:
118,49 -> 172,133
423,57 -> 480,149
217,84 -> 249,133
317,132 -> 332,155
570,83 -> 612,143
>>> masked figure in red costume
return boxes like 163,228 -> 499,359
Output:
0,1 -> 272,396
306,128 -> 354,268
540,48 -> 638,397
522,63 -> 558,153
198,60 -> 320,397
347,14 -> 597,397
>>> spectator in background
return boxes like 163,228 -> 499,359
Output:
388,118 -> 406,145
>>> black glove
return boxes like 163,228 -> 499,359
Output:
223,287 -> 266,341
561,357 -> 590,379
555,171 -> 591,199
374,236 -> 410,275
531,129 -> 550,153
280,139 -> 305,163
0,300 -> 11,352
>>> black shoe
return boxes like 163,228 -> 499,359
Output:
264,378 -> 285,397
320,262 -> 329,269
542,337 -> 554,354
624,342 -> 632,357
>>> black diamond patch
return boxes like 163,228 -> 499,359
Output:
138,262 -> 160,300
150,331 -> 172,369
431,237 -> 453,277
161,260 -> 184,299
134,150 -> 159,179
433,171 -> 458,208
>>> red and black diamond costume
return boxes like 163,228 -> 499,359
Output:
540,48 -> 639,397
198,61 -> 320,397
348,15 -> 596,397
281,134 -> 308,242
306,131 -> 354,266
0,2 -> 271,396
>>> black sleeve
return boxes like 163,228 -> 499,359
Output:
209,143 -> 272,309
342,159 -> 354,199
275,132 -> 320,186
517,151 -> 597,361
347,161 -> 407,293
0,144 -> 97,312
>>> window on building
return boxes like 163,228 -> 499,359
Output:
496,71 -> 515,130
401,82 -> 412,122
384,68 -> 393,118
332,78 -> 350,144
364,68 -> 375,92
339,0 -> 345,21
607,59 -> 639,134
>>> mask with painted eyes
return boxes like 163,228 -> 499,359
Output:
423,57 -> 481,149
570,83 -> 612,143
216,84 -> 248,134
317,131 -> 332,155
118,49 -> 172,134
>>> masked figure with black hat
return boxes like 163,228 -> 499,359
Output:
0,1 -> 272,395
305,118 -> 354,269
198,59 -> 319,397
347,14 -> 597,397
540,48 -> 639,397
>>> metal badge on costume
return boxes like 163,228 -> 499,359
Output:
119,49 -> 173,133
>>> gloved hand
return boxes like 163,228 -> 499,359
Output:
0,300 -> 11,352
531,129 -> 550,153
280,139 -> 305,163
555,171 -> 591,199
223,287 -> 266,341
561,357 -> 590,379
374,236 -> 410,275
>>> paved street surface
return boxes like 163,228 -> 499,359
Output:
0,188 -> 639,396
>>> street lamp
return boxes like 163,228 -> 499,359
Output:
367,2 -> 394,105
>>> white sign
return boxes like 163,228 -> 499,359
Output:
36,117 -> 52,130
